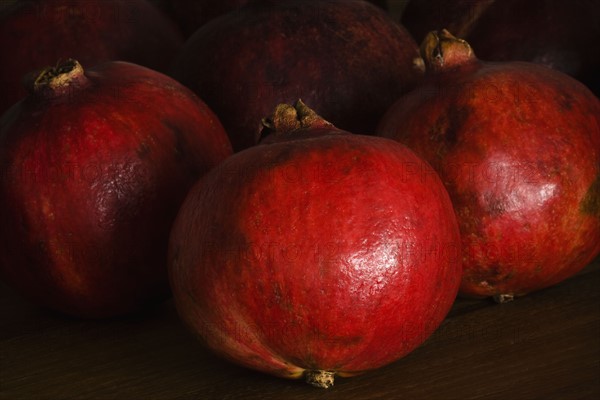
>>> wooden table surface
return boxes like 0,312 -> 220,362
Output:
1,257 -> 598,400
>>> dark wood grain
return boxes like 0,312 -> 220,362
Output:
1,258 -> 599,400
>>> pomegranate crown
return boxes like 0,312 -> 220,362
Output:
260,99 -> 333,139
420,29 -> 476,72
28,59 -> 89,98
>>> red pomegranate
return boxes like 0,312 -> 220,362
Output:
0,59 -> 232,318
171,0 -> 422,151
168,101 -> 461,387
0,0 -> 184,114
400,0 -> 600,94
152,0 -> 389,37
377,30 -> 600,302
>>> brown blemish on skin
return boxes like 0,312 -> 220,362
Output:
161,120 -> 186,161
136,142 -> 151,159
483,192 -> 506,217
581,173 -> 600,217
558,92 -> 574,112
429,114 -> 447,142
446,106 -> 471,145
485,264 -> 505,286
470,263 -> 514,288
428,105 -> 471,154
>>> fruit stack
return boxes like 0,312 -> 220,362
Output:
1,0 -> 598,389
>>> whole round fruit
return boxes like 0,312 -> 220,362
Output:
0,0 -> 184,114
171,0 -> 422,151
169,101 -> 461,387
377,30 -> 600,301
0,59 -> 233,318
401,0 -> 600,94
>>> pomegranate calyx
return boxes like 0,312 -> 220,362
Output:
493,293 -> 515,304
420,29 -> 476,73
260,100 -> 332,138
305,370 -> 335,389
30,59 -> 89,98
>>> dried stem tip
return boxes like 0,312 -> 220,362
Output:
420,29 -> 476,72
261,99 -> 332,137
29,59 -> 88,97
305,370 -> 335,389
493,293 -> 515,304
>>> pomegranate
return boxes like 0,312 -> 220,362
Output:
171,0 -> 422,151
168,101 -> 461,387
0,0 -> 184,114
0,59 -> 232,318
377,30 -> 600,301
153,0 -> 389,37
401,0 -> 600,94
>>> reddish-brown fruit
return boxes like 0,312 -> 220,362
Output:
0,59 -> 233,318
0,0 -> 184,114
378,30 -> 600,301
171,0 -> 422,151
401,0 -> 600,94
169,100 -> 461,388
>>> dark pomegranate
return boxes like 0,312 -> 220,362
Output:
168,101 -> 461,387
377,30 -> 600,301
0,0 -> 184,114
401,0 -> 600,94
153,0 -> 389,37
171,0 -> 422,151
0,59 -> 232,318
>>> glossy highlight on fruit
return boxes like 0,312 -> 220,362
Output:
0,59 -> 232,318
378,30 -> 600,301
171,0 -> 422,151
169,101 -> 461,388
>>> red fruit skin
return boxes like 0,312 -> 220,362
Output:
171,0 -> 422,151
0,61 -> 233,318
378,56 -> 600,298
0,0 -> 184,114
169,122 -> 461,381
401,0 -> 600,94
